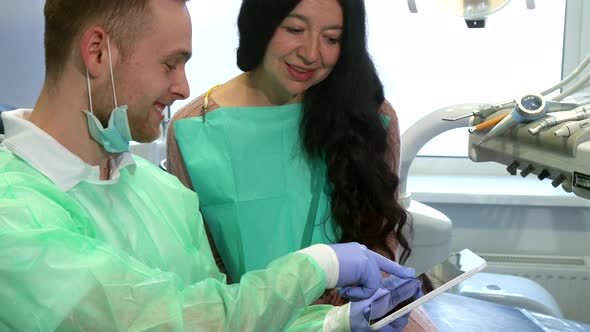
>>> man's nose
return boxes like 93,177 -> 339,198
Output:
170,69 -> 190,101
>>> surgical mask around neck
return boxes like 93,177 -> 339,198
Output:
84,36 -> 132,153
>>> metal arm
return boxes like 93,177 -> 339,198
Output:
399,103 -> 480,207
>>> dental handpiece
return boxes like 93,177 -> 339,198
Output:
468,113 -> 508,133
528,106 -> 590,135
446,100 -> 576,122
545,101 -> 580,113
442,100 -> 515,121
479,93 -> 547,145
554,117 -> 590,137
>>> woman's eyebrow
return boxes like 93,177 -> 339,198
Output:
286,13 -> 343,30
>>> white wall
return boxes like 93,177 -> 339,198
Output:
0,0 -> 46,108
0,1 -> 242,112
562,0 -> 590,80
171,1 -> 242,113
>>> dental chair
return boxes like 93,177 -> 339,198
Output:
423,292 -> 590,332
399,105 -> 590,331
400,104 -> 590,331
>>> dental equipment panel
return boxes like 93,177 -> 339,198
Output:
465,53 -> 590,199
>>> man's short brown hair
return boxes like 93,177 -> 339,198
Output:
43,0 -> 153,79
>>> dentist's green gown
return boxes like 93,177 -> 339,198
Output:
0,150 -> 334,331
174,104 -> 342,283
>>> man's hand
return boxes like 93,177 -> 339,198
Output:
349,276 -> 423,332
329,243 -> 415,300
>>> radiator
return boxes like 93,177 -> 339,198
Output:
479,253 -> 590,324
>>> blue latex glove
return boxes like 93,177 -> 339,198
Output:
329,242 -> 415,300
350,276 -> 423,332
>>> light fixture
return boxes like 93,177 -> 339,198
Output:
406,0 -> 536,28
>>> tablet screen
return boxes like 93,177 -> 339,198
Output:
369,249 -> 487,330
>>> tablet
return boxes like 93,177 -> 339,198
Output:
369,248 -> 487,330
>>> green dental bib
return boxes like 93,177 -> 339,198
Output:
174,104 -> 339,281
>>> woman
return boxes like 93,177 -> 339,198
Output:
167,0 -> 435,330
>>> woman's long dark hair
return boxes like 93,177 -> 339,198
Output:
236,0 -> 412,264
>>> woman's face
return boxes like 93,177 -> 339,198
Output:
258,0 -> 343,100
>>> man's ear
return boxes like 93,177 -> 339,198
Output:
80,26 -> 118,78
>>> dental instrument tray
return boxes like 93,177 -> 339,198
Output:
468,109 -> 590,199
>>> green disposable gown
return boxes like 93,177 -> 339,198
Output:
174,104 -> 341,283
0,149 -> 335,331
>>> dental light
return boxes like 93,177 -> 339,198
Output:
407,0 -> 536,28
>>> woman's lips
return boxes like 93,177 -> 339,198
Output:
286,63 -> 315,81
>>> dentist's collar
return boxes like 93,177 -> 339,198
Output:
1,109 -> 136,191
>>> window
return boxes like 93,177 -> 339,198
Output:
365,0 -> 566,157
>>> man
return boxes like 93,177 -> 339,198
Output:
0,0 -> 421,331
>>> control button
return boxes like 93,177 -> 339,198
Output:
506,160 -> 520,176
552,174 -> 566,188
521,164 -> 535,178
538,169 -> 550,180
485,284 -> 502,291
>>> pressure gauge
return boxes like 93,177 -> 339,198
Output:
515,93 -> 546,120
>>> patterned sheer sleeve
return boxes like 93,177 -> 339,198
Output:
167,97 -> 202,191
380,100 -> 401,176
376,100 -> 403,260
166,93 -> 222,190
166,93 -> 230,278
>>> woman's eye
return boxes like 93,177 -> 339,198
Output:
326,37 -> 340,45
286,27 -> 304,34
